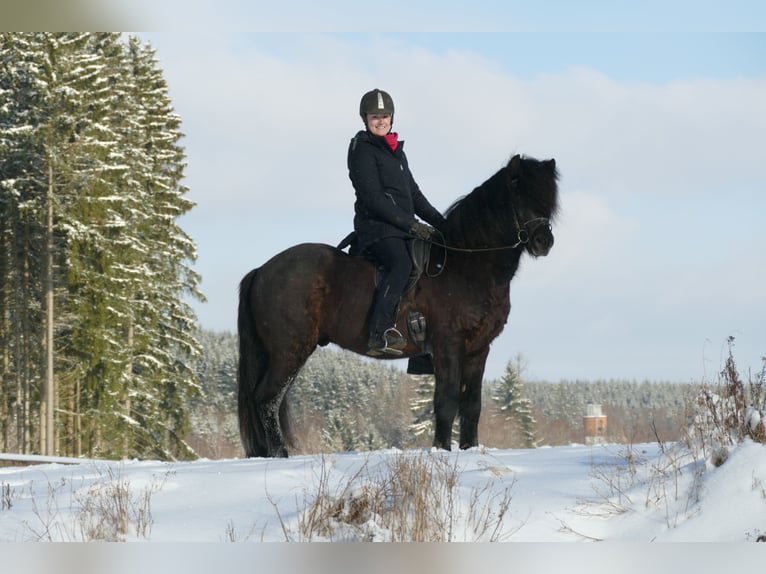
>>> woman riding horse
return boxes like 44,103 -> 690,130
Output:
348,89 -> 447,356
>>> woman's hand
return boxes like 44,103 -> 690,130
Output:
409,221 -> 436,240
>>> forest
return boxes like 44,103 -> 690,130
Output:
189,329 -> 698,459
0,33 -> 202,460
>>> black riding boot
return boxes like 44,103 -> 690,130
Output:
367,281 -> 408,355
366,328 -> 407,356
365,238 -> 412,356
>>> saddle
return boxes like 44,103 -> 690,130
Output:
336,231 -> 431,294
337,231 -> 435,375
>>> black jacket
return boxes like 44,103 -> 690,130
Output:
348,130 -> 445,253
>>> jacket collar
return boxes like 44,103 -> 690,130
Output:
358,129 -> 405,155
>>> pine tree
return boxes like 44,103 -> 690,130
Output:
50,32 -> 137,457
107,36 -> 203,459
0,33 -> 48,453
0,33 -> 203,459
0,32 -> 103,454
492,358 -> 537,448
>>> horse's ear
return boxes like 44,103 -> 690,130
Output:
509,154 -> 521,174
545,159 -> 557,176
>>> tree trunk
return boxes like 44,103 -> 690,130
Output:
41,161 -> 55,455
20,225 -> 32,454
0,225 -> 7,452
123,320 -> 134,456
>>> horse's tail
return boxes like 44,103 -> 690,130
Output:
237,268 -> 295,457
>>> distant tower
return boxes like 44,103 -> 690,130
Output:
584,404 -> 607,444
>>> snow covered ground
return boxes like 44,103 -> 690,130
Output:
1,441 -> 765,570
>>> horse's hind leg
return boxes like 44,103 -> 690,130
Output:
256,394 -> 289,458
254,362 -> 298,458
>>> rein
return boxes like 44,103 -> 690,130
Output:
428,226 -> 515,253
420,173 -> 552,276
426,174 -> 550,254
423,217 -> 552,254
421,216 -> 552,277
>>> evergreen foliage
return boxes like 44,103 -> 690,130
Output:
186,331 -> 699,456
0,33 -> 202,459
290,347 -> 413,452
518,378 -> 695,445
189,332 -> 415,457
492,358 -> 536,448
409,375 -> 436,440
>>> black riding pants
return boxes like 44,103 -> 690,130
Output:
366,236 -> 412,335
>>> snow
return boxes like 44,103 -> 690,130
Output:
1,441 -> 764,570
2,441 -> 765,541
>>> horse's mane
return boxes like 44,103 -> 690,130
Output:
442,155 -> 559,248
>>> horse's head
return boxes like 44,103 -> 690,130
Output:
442,154 -> 559,257
507,154 -> 559,258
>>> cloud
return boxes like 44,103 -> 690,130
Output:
153,34 -> 766,208
142,33 -> 764,380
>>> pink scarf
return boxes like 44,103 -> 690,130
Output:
384,132 -> 399,151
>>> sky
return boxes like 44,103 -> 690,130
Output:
29,1 -> 762,384
131,23 -> 765,384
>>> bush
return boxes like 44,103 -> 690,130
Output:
686,337 -> 766,464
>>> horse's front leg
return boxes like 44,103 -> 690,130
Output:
458,347 -> 490,449
432,349 -> 463,450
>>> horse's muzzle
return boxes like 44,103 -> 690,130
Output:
529,227 -> 554,257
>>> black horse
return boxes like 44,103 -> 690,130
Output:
238,154 -> 559,457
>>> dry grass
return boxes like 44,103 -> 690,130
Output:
2,482 -> 14,510
573,340 -> 764,538
268,451 -> 517,542
583,443 -> 643,517
75,465 -> 170,541
21,464 -> 173,542
568,440 -> 706,539
686,337 -> 766,464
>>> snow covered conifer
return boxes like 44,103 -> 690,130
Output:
0,33 -> 203,459
492,357 -> 537,448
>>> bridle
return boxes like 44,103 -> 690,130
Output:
416,173 -> 553,276
425,217 -> 551,254
422,214 -> 552,277
428,175 -> 551,252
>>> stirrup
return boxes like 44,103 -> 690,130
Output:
367,328 -> 406,356
382,327 -> 406,354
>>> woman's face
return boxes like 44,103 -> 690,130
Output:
366,113 -> 392,137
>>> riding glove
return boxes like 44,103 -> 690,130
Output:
409,221 -> 435,240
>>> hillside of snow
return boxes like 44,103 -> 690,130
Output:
2,440 -> 765,543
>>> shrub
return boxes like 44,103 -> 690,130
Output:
686,337 -> 766,464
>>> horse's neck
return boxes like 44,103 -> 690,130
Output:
450,250 -> 522,285
492,252 -> 523,284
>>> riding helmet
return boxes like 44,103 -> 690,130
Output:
359,89 -> 395,119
